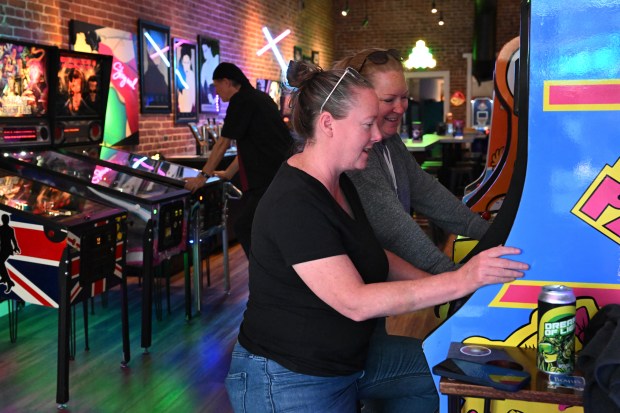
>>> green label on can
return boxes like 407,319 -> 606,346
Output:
537,304 -> 575,374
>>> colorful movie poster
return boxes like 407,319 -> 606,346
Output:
0,42 -> 49,118
69,20 -> 139,146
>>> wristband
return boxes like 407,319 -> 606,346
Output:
200,171 -> 211,179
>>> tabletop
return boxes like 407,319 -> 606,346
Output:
403,134 -> 442,152
439,346 -> 583,409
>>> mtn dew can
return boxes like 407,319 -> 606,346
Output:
537,285 -> 576,374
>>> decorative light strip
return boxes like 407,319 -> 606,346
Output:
257,29 -> 291,56
257,27 -> 290,74
173,39 -> 189,89
144,31 -> 170,67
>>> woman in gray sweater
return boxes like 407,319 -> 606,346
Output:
335,49 -> 490,275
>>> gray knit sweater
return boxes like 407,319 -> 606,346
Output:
347,134 -> 490,274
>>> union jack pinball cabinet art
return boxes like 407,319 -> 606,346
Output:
0,170 -> 129,408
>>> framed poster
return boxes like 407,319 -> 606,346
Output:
198,36 -> 220,113
293,46 -> 302,62
173,38 -> 198,124
138,19 -> 171,113
311,51 -> 320,66
70,20 -> 140,146
256,79 -> 282,111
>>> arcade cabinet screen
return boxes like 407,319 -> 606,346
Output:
55,51 -> 111,119
99,145 -> 159,174
0,40 -> 50,118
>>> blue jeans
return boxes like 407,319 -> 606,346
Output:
225,331 -> 438,413
358,330 -> 438,413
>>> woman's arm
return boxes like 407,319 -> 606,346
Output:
348,156 -> 460,274
293,245 -> 527,322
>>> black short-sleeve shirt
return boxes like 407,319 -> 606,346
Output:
238,163 -> 389,376
221,86 -> 293,191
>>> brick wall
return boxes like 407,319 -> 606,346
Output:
0,0 -> 333,156
332,0 -> 521,122
1,0 -> 520,155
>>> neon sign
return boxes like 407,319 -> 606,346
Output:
404,40 -> 437,70
257,27 -> 290,74
111,61 -> 138,90
144,31 -> 170,67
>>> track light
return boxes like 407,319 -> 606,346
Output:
438,12 -> 444,25
362,15 -> 369,27
341,1 -> 349,16
431,1 -> 437,13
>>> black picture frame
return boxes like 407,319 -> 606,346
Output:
138,19 -> 172,113
198,35 -> 220,113
293,46 -> 302,62
311,51 -> 320,66
256,79 -> 282,111
173,38 -> 198,124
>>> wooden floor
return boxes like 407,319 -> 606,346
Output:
0,243 -> 249,413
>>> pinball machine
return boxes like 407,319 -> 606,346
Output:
76,144 -> 241,315
0,44 -> 191,352
0,172 -> 129,408
0,39 -> 129,407
2,148 -> 188,351
425,1 -> 620,412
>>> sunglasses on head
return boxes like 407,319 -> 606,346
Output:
357,49 -> 402,73
319,67 -> 362,113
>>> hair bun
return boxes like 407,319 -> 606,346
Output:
286,60 -> 321,88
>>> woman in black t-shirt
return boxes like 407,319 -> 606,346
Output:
225,61 -> 529,413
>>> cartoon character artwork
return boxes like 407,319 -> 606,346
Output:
423,1 -> 620,412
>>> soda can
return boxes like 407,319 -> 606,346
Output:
537,285 -> 576,374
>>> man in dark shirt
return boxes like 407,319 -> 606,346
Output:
185,62 -> 293,257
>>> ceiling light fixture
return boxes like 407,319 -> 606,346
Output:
438,12 -> 445,26
361,0 -> 369,27
404,40 -> 437,69
341,1 -> 349,16
431,1 -> 437,13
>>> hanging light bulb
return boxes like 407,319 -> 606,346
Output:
438,12 -> 444,25
361,15 -> 369,27
341,1 -> 349,16
431,1 -> 437,13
